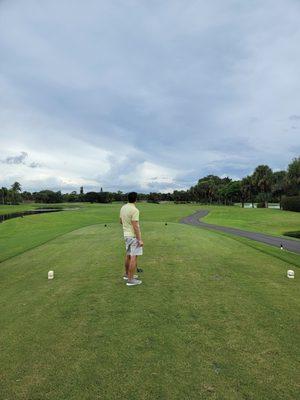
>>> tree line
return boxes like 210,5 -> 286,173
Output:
1,157 -> 299,208
178,157 -> 300,208
163,157 -> 300,208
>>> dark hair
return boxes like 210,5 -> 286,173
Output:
128,192 -> 138,203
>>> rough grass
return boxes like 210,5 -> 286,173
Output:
0,203 -> 80,215
0,203 -> 43,215
284,231 -> 300,239
0,204 -> 299,399
202,206 -> 300,237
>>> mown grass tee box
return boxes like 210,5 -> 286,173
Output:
0,203 -> 299,399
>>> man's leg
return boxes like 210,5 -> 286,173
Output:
128,255 -> 137,281
124,254 -> 131,276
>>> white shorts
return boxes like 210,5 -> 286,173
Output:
125,237 -> 143,256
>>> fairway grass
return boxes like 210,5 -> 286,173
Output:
202,206 -> 300,238
2,202 -> 300,240
0,203 -> 43,215
0,203 -> 201,263
1,205 -> 299,399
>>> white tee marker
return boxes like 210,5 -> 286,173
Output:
287,270 -> 295,279
48,270 -> 54,280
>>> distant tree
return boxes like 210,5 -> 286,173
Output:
64,191 -> 79,202
21,191 -> 33,201
217,185 -> 229,205
222,181 -> 241,205
113,190 -> 124,202
147,192 -> 160,203
77,186 -> 85,202
12,182 -> 22,192
221,176 -> 232,185
231,181 -> 243,204
10,182 -> 22,204
98,191 -> 112,203
207,181 -> 216,204
85,192 -> 99,203
190,175 -> 230,204
252,165 -> 273,208
34,190 -> 63,203
173,190 -> 190,203
196,180 -> 210,203
160,192 -> 173,201
6,189 -> 13,204
272,170 -> 287,208
241,176 -> 255,207
287,157 -> 300,194
137,192 -> 148,201
0,187 -> 8,205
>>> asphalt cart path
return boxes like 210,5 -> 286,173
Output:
180,210 -> 300,255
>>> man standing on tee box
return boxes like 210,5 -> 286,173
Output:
120,192 -> 143,286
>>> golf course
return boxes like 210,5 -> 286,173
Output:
1,203 -> 299,399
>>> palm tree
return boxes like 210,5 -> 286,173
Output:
252,165 -> 273,208
0,187 -> 8,205
287,157 -> 300,194
207,180 -> 216,204
12,181 -> 22,192
194,180 -> 210,203
10,182 -> 22,204
241,176 -> 255,208
272,171 -> 287,208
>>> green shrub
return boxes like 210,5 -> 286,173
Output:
257,202 -> 266,208
281,196 -> 300,212
283,231 -> 300,238
36,205 -> 64,210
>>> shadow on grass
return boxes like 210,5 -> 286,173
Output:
284,231 -> 300,239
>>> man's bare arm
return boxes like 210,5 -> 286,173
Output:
132,220 -> 143,246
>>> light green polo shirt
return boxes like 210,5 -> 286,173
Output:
120,203 -> 140,237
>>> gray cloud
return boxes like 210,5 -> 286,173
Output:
29,162 -> 42,168
0,0 -> 300,192
2,152 -> 28,165
1,152 -> 43,172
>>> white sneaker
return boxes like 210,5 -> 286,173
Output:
126,278 -> 142,286
123,274 -> 138,280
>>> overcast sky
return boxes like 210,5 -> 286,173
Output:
1,0 -> 300,193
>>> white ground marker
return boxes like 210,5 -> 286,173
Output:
287,270 -> 295,279
48,270 -> 54,280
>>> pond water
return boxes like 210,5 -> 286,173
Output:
0,208 -> 63,223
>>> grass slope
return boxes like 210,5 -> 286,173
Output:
0,203 -> 200,263
1,205 -> 299,399
2,202 -> 300,238
203,206 -> 300,237
0,204 -> 43,215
